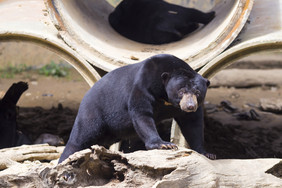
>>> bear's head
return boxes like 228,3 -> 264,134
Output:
161,69 -> 210,112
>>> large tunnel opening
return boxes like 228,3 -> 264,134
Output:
50,0 -> 252,71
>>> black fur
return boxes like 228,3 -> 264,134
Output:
109,0 -> 215,44
59,54 -> 213,163
0,82 -> 31,149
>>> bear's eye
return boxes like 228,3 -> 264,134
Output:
178,89 -> 186,97
195,90 -> 201,97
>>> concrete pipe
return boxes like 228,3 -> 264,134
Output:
48,0 -> 253,73
200,0 -> 282,78
0,0 -> 100,86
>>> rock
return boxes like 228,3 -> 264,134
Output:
34,133 -> 65,146
0,145 -> 281,187
260,98 -> 282,113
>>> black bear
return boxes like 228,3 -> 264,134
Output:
0,82 -> 31,149
109,0 -> 215,44
59,54 -> 214,162
59,54 -> 215,163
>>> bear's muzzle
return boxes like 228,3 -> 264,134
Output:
179,93 -> 198,112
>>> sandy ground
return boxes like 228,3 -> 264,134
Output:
0,42 -> 281,159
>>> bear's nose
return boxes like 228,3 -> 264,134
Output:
187,104 -> 196,111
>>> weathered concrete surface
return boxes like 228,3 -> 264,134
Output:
0,145 -> 281,187
210,69 -> 282,88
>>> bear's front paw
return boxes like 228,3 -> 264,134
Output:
146,141 -> 178,150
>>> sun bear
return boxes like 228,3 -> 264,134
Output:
59,54 -> 215,163
109,0 -> 215,44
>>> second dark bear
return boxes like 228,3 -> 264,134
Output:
0,82 -> 31,149
59,54 -> 214,163
109,0 -> 215,44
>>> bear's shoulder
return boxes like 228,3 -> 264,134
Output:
142,54 -> 191,72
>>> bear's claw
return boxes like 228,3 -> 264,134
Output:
146,141 -> 178,150
204,153 -> 216,160
159,143 -> 178,150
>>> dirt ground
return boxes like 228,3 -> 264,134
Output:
0,42 -> 281,159
205,87 -> 282,159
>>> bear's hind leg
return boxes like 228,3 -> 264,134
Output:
58,142 -> 83,163
195,11 -> 215,25
186,8 -> 215,25
58,117 -> 107,163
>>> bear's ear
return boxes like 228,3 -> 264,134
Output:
161,72 -> 170,85
206,79 -> 210,87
